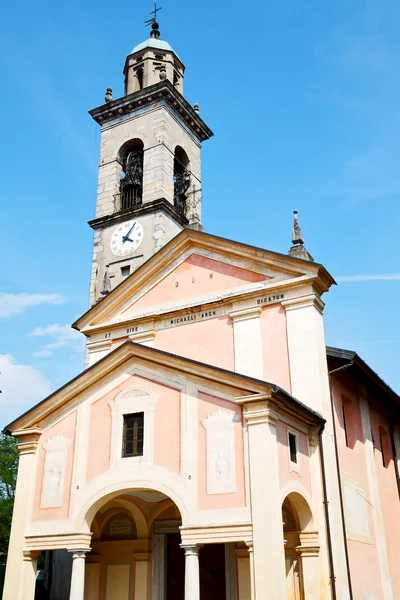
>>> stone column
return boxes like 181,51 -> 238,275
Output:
2,429 -> 42,600
69,550 -> 88,600
182,544 -> 200,600
242,401 -> 287,600
229,307 -> 263,378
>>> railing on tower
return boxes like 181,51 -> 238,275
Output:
120,149 -> 143,211
173,168 -> 191,216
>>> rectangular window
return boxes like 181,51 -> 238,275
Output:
288,433 -> 297,464
122,412 -> 144,457
121,265 -> 130,277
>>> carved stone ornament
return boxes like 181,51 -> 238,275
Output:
202,408 -> 237,495
40,434 -> 72,509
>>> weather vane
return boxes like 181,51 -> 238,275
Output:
144,0 -> 162,26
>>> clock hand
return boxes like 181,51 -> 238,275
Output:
124,236 -> 134,243
122,222 -> 136,244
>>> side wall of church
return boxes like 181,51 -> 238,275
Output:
331,375 -> 400,600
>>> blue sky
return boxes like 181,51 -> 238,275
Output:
1,0 -> 400,425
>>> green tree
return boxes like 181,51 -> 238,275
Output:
0,433 -> 19,555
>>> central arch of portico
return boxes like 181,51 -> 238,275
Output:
66,485 -> 235,600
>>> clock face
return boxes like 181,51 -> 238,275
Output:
110,220 -> 144,257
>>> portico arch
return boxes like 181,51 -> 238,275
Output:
282,491 -> 320,600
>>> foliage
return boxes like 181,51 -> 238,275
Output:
0,433 -> 19,555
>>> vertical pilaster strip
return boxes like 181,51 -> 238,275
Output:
229,307 -> 263,379
2,429 -> 42,600
243,402 -> 286,600
360,396 -> 394,600
283,294 -> 351,600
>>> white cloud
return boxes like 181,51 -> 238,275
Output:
0,355 -> 52,427
0,292 -> 66,319
336,274 -> 400,282
29,324 -> 84,358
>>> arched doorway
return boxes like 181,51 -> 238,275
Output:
85,489 -> 182,600
282,492 -> 320,600
82,488 -> 228,600
282,500 -> 302,600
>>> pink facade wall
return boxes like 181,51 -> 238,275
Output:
331,378 -> 384,599
276,421 -> 311,495
155,316 -> 235,371
86,374 -> 181,483
370,403 -> 400,598
123,254 -> 267,315
198,392 -> 246,510
32,411 -> 77,521
261,305 -> 291,392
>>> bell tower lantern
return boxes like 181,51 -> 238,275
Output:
124,22 -> 185,95
87,16 -> 213,306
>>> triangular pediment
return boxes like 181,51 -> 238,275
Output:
5,342 -> 322,435
73,229 -> 334,334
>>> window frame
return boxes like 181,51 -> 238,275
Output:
110,386 -> 157,468
122,412 -> 144,458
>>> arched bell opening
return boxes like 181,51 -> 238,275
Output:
118,139 -> 144,211
282,493 -> 319,600
173,145 -> 191,216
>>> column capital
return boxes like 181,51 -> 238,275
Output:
297,531 -> 320,557
229,306 -> 262,323
129,329 -> 156,346
245,539 -> 254,553
282,293 -> 325,314
180,543 -> 201,556
68,548 -> 90,559
22,549 -> 42,562
13,428 -> 43,455
242,401 -> 279,428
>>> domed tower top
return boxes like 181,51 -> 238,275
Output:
124,21 -> 185,96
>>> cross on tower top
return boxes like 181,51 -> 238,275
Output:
144,0 -> 162,27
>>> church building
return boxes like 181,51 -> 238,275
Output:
2,15 -> 400,600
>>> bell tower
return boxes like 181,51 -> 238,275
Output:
88,18 -> 213,305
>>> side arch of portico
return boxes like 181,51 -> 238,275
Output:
281,483 -> 321,600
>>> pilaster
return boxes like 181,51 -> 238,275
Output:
229,306 -> 262,379
2,429 -> 42,600
243,401 -> 286,599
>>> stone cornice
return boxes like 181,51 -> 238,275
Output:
89,80 -> 213,142
240,400 -> 280,427
24,533 -> 92,552
88,197 -> 188,231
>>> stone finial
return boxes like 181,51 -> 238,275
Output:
100,267 -> 111,295
159,64 -> 167,81
105,87 -> 113,103
288,210 -> 314,262
150,21 -> 161,39
193,103 -> 200,114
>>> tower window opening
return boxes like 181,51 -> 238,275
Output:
154,53 -> 165,59
119,139 -> 144,211
121,265 -> 131,277
173,146 -> 191,216
135,67 -> 144,90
